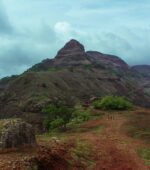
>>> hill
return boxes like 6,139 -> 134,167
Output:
0,39 -> 150,119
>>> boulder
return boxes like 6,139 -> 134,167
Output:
0,119 -> 36,149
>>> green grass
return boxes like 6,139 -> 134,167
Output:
38,106 -> 104,146
38,122 -> 104,141
125,111 -> 150,143
37,112 -> 104,142
69,124 -> 104,133
70,140 -> 95,168
138,147 -> 150,165
48,67 -> 63,72
37,131 -> 70,142
83,64 -> 94,70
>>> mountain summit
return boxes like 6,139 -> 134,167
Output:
56,39 -> 85,58
30,39 -> 129,70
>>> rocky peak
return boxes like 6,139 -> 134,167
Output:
55,39 -> 85,59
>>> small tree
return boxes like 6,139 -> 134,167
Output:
43,104 -> 74,131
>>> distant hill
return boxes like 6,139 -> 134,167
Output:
0,39 -> 150,118
132,65 -> 150,77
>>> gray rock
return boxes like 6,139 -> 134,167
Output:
0,120 -> 36,148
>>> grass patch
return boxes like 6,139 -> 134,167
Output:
82,64 -> 94,70
125,111 -> 150,143
70,140 -> 95,168
48,67 -> 63,72
138,147 -> 150,165
39,106 -> 104,143
37,131 -> 70,143
69,124 -> 104,133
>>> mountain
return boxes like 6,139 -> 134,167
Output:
0,39 -> 150,119
132,65 -> 150,78
29,39 -> 129,71
131,65 -> 150,102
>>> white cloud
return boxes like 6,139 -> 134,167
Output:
54,21 -> 72,36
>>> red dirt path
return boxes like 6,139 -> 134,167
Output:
80,114 -> 150,170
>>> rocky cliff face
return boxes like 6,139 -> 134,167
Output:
0,39 -> 150,119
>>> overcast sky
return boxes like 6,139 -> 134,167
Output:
0,0 -> 150,78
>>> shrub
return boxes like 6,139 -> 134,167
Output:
50,118 -> 64,129
43,104 -> 74,130
72,110 -> 90,123
93,96 -> 133,110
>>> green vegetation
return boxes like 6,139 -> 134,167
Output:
43,104 -> 74,131
83,64 -> 94,70
48,67 -> 63,72
125,111 -> 150,143
72,109 -> 90,124
138,147 -> 150,165
42,103 -> 104,133
20,94 -> 49,112
43,104 -> 93,131
70,141 -> 95,168
93,96 -> 133,110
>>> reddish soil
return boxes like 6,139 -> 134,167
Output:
80,114 -> 150,170
0,112 -> 149,170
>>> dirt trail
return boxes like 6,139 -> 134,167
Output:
81,114 -> 149,170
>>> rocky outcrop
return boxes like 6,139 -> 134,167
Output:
0,120 -> 36,148
56,39 -> 85,58
54,39 -> 90,67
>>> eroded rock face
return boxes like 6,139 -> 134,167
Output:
0,120 -> 36,148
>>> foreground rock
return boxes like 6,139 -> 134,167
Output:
0,119 -> 36,149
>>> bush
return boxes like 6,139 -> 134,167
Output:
43,104 -> 74,130
93,96 -> 133,110
50,118 -> 64,129
72,110 -> 90,123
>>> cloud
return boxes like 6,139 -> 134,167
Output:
0,2 -> 13,35
54,22 -> 72,36
0,0 -> 150,78
0,22 -> 58,77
